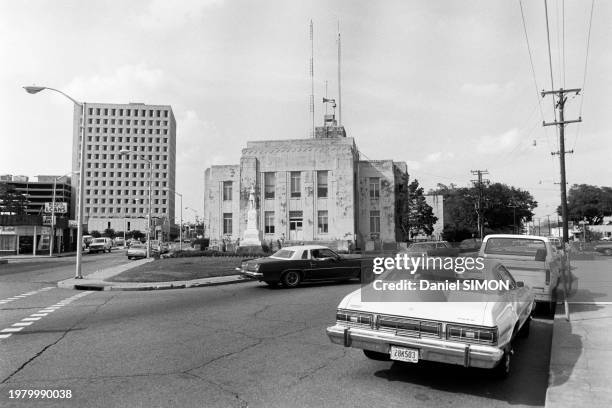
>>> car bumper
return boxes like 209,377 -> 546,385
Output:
236,268 -> 263,280
326,325 -> 504,369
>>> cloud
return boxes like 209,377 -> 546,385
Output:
406,160 -> 422,171
136,0 -> 224,29
476,128 -> 520,154
461,82 -> 515,97
424,151 -> 454,162
65,64 -> 166,103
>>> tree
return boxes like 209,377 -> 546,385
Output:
103,228 -> 116,239
90,230 -> 101,238
0,183 -> 28,215
398,179 -> 438,239
561,184 -> 612,224
431,182 -> 537,240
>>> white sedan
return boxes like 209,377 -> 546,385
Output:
326,258 -> 534,378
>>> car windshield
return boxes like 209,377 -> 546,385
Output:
484,238 -> 546,257
131,244 -> 145,249
270,249 -> 295,259
408,243 -> 436,251
92,238 -> 106,243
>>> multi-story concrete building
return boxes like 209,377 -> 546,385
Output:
71,103 -> 176,237
204,113 -> 410,251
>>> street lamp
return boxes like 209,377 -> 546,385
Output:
163,187 -> 182,251
120,149 -> 152,258
24,86 -> 86,279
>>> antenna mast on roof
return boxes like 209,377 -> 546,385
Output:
309,20 -> 315,138
337,19 -> 342,126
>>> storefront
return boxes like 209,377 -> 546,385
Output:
0,215 -> 72,256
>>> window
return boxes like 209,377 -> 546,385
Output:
370,210 -> 380,233
318,211 -> 328,233
317,171 -> 328,198
290,171 -> 301,198
264,172 -> 275,199
223,213 -> 233,234
222,181 -> 232,201
264,211 -> 275,234
369,177 -> 380,199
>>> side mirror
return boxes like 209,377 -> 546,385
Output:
516,281 -> 524,288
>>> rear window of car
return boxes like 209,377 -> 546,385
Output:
271,249 -> 295,259
409,243 -> 436,251
92,238 -> 106,243
484,238 -> 546,257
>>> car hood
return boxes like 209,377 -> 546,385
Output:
337,288 -> 495,326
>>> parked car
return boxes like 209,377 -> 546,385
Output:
114,237 -> 126,248
237,245 -> 365,287
405,241 -> 460,257
594,242 -> 612,256
479,234 -> 564,314
82,235 -> 93,251
127,243 -> 147,259
88,237 -> 112,254
326,258 -> 535,378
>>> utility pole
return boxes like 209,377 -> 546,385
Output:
542,87 -> 581,243
471,170 -> 489,239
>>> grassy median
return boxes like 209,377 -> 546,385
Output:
108,256 -> 248,283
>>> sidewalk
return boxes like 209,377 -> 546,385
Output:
57,257 -> 248,291
1,251 -> 77,262
545,258 -> 612,407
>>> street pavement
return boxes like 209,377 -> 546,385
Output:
0,254 -> 555,408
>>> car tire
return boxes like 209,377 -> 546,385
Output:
518,317 -> 531,338
363,349 -> 391,361
493,349 -> 512,379
281,270 -> 302,288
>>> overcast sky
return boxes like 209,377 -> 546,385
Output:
1,0 -> 609,223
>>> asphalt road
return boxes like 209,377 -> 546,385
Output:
0,256 -> 554,408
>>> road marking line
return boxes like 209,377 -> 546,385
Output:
1,327 -> 24,333
0,291 -> 93,341
0,287 -> 55,306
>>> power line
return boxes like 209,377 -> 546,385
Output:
544,0 -> 558,124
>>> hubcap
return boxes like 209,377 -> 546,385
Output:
286,272 -> 299,285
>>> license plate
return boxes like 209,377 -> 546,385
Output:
390,346 -> 419,363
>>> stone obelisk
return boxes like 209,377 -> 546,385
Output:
240,185 -> 262,247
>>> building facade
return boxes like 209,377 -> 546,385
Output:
71,102 -> 176,238
204,115 -> 409,251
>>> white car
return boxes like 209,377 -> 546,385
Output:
326,258 -> 534,378
88,237 -> 112,254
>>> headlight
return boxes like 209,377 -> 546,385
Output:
253,264 -> 260,272
336,309 -> 373,328
446,324 -> 497,345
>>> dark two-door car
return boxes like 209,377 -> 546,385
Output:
237,245 -> 364,288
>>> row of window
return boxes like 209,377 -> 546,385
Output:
220,210 -> 382,235
85,162 -> 168,170
88,118 -> 169,127
86,198 -> 167,205
221,173 -> 382,201
88,107 -> 169,118
87,136 -> 169,144
86,180 -> 167,188
87,145 -> 168,153
86,171 -> 167,179
87,127 -> 169,135
86,154 -> 168,161
85,188 -> 167,196
86,206 -> 166,214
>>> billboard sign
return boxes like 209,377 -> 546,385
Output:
44,202 -> 68,214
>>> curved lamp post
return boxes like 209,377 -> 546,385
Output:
119,149 -> 152,258
23,86 -> 86,279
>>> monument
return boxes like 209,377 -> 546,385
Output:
240,185 -> 262,247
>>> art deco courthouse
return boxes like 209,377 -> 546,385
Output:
71,103 -> 176,234
204,112 -> 409,250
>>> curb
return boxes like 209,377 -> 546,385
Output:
105,275 -> 249,291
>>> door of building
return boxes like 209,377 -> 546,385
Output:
289,217 -> 303,241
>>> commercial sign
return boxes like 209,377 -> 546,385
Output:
42,215 -> 56,226
68,220 -> 78,228
44,202 -> 68,214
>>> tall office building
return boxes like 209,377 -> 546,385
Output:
71,102 -> 176,237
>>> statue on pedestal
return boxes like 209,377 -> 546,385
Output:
240,184 -> 262,247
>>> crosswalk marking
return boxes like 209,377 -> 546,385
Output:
0,287 -> 54,306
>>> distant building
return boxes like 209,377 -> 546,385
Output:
0,176 -> 73,255
71,102 -> 176,238
204,111 -> 409,251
